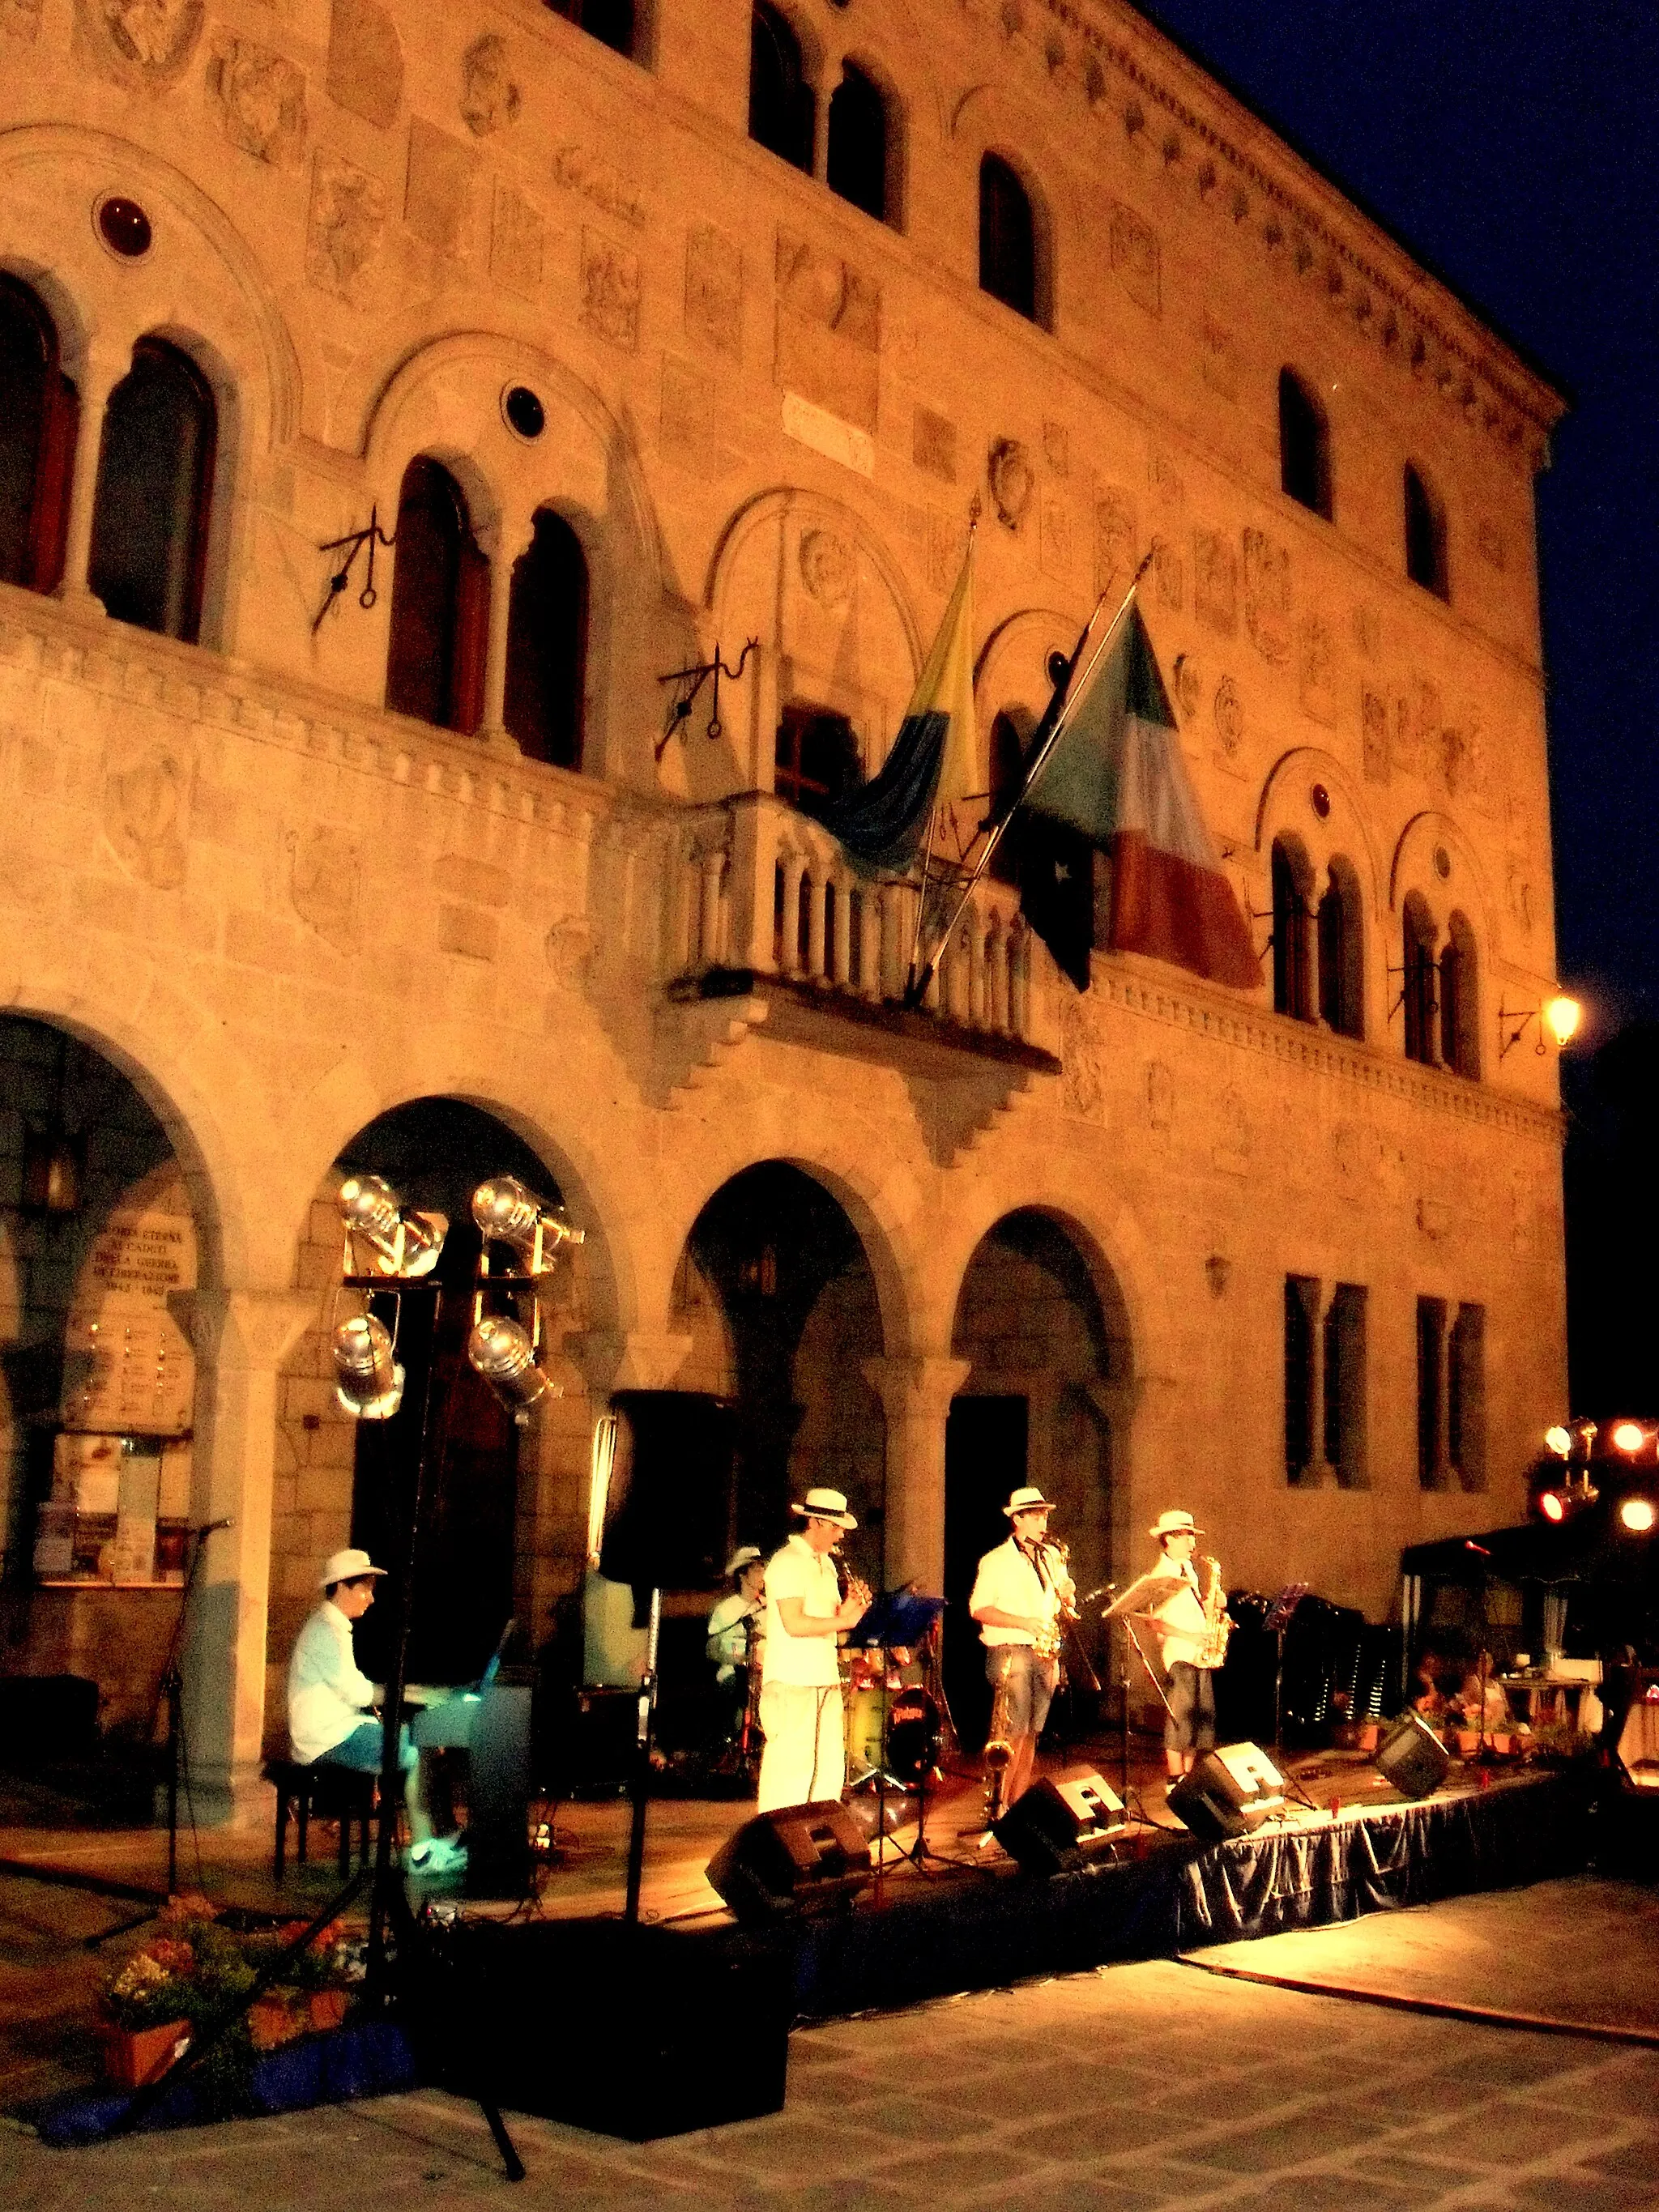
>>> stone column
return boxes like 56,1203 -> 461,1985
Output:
180,1286 -> 313,1822
861,1354 -> 971,1590
479,530 -> 522,750
54,343 -> 127,615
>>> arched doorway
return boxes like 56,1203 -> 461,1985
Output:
271,1099 -> 579,1710
0,1015 -> 206,1747
945,1209 -> 1128,1748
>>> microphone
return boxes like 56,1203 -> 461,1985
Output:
1463,1540 -> 1491,1557
198,1517 -> 235,1535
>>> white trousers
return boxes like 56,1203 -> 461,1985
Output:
756,1681 -> 846,1812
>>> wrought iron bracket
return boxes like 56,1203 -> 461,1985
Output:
313,505 -> 396,635
655,637 -> 758,761
1496,1004 -> 1544,1059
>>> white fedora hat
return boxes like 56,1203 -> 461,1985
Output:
791,1486 -> 857,1531
1004,1486 -> 1055,1516
725,1545 -> 763,1576
320,1546 -> 386,1588
1149,1509 -> 1203,1540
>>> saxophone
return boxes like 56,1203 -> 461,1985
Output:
982,1672 -> 1014,1824
1030,1540 -> 1075,1663
1197,1554 -> 1233,1669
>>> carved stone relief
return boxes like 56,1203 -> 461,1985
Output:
489,181 -> 544,300
105,745 -> 190,889
1109,202 -> 1160,314
1352,603 -> 1380,660
1153,538 -> 1182,612
1297,612 -> 1337,724
326,0 -> 401,129
552,143 -> 645,228
79,0 -> 203,85
660,357 -> 714,469
685,224 -> 742,357
987,438 -> 1034,530
582,229 -> 641,351
799,529 -> 856,611
775,230 -> 881,433
290,825 -> 359,953
1145,1059 -> 1174,1132
1039,499 -> 1073,579
207,36 -> 306,167
1148,450 -> 1184,509
1213,674 -> 1243,758
914,407 -> 955,481
1060,996 -> 1104,1121
1094,488 -> 1137,599
1198,315 -> 1237,400
1242,527 -> 1291,665
460,34 -> 519,136
1,0 -> 41,40
925,510 -> 956,593
1171,651 -> 1201,720
1043,420 -> 1069,475
305,152 -> 385,302
1193,528 -> 1237,634
1361,688 -> 1389,783
1213,1087 -> 1251,1175
404,120 -> 480,259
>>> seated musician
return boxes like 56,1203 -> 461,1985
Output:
706,1545 -> 766,1742
756,1490 -> 868,1814
970,1486 -> 1073,1810
286,1546 -> 465,1875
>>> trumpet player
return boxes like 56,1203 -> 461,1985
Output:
756,1488 -> 870,1813
1143,1509 -> 1218,1780
970,1485 -> 1074,1810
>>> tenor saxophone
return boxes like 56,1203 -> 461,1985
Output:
1197,1554 -> 1233,1669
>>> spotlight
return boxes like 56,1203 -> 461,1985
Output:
1612,1421 -> 1647,1455
331,1313 -> 404,1420
1544,995 -> 1582,1047
1538,1490 -> 1566,1523
1544,1426 -> 1572,1459
1620,1498 -> 1657,1534
471,1176 -> 584,1273
467,1314 -> 558,1426
339,1175 -> 447,1277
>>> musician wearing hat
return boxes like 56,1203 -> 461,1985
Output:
756,1490 -> 870,1813
969,1487 -> 1075,1809
286,1546 -> 463,1874
706,1545 -> 766,1744
1142,1510 -> 1218,1779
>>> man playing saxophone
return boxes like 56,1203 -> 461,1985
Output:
1140,1509 -> 1224,1780
969,1485 -> 1075,1813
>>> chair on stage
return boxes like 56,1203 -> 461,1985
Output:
262,1755 -> 399,1880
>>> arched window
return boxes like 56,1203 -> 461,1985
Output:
979,153 -> 1038,322
1401,893 -> 1439,1065
987,710 -> 1026,885
1316,856 -> 1364,1039
1404,462 -> 1448,599
1278,368 -> 1331,519
87,339 -> 215,643
775,700 -> 859,822
1440,910 -> 1480,1078
544,0 -> 635,58
0,277 -> 77,595
826,62 -> 889,224
384,457 -> 489,735
504,509 -> 588,770
1271,837 -> 1313,1021
749,2 -> 813,174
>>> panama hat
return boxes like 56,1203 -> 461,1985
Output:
791,1487 -> 857,1531
1004,1486 -> 1056,1516
320,1546 -> 386,1588
1149,1510 -> 1203,1540
725,1545 -> 763,1576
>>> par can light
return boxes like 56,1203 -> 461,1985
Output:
1619,1498 -> 1657,1534
339,1174 -> 446,1277
1538,1491 -> 1567,1523
467,1314 -> 557,1425
471,1176 -> 584,1271
1612,1421 -> 1647,1455
331,1313 -> 404,1420
1543,1426 -> 1573,1459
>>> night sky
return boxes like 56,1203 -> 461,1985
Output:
1141,0 -> 1659,1036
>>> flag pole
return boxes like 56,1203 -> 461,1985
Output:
903,546 -> 1156,1010
902,503 -> 980,1004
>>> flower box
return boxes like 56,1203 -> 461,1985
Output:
97,2018 -> 191,2090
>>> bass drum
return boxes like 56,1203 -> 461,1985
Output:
842,1686 -> 887,1776
887,1689 -> 942,1784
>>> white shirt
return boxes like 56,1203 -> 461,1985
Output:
706,1592 -> 757,1681
760,1535 -> 843,1687
288,1600 -> 375,1762
970,1536 -> 1069,1647
1149,1557 -> 1210,1669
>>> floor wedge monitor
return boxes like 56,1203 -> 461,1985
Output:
706,1797 -> 872,1920
1375,1710 -> 1452,1800
1167,1742 -> 1286,1841
992,1769 -> 1126,1876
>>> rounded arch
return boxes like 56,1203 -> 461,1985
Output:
1388,808 -> 1497,939
1253,746 -> 1385,914
951,83 -> 1082,333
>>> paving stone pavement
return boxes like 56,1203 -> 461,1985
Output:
2,1903 -> 1659,2208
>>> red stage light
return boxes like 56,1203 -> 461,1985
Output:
1538,1491 -> 1566,1523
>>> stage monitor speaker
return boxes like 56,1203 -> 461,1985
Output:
992,1769 -> 1125,1876
706,1798 -> 872,1921
416,1916 -> 791,2139
1375,1710 -> 1452,1800
1167,1742 -> 1286,1842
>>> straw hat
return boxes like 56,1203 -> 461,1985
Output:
320,1546 -> 386,1588
791,1487 -> 857,1531
1004,1486 -> 1055,1517
1149,1510 -> 1203,1540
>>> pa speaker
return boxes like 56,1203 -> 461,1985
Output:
706,1798 -> 872,1921
1375,1710 -> 1452,1800
415,1917 -> 791,2139
993,1769 -> 1125,1876
1167,1743 -> 1286,1842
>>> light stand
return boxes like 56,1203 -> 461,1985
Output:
624,1586 -> 662,1926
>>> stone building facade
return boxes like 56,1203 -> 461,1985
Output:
0,0 -> 1568,1808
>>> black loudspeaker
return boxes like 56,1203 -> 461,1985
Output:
599,1392 -> 737,1591
1375,1710 -> 1452,1800
706,1799 -> 872,1921
417,1917 -> 791,2139
992,1770 -> 1125,1876
1167,1742 -> 1286,1841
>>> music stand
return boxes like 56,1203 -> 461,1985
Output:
846,1591 -> 949,1873
1261,1583 -> 1310,1753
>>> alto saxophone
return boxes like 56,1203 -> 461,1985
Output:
1030,1540 -> 1075,1663
1197,1554 -> 1233,1669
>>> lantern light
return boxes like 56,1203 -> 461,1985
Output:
1543,995 -> 1582,1048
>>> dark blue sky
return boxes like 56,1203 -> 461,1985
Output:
1142,0 -> 1659,1035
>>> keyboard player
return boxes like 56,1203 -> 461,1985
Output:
407,1619 -> 531,1891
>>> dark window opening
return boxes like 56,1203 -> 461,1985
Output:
1403,898 -> 1439,1066
775,701 -> 860,821
87,338 -> 215,643
1448,1302 -> 1486,1491
0,277 -> 77,596
979,153 -> 1037,322
1316,862 -> 1363,1039
749,2 -> 814,173
1272,839 -> 1313,1021
987,710 -> 1026,885
1405,463 -> 1448,599
1417,1295 -> 1448,1489
1323,1283 -> 1367,1488
1278,368 -> 1331,519
504,509 -> 588,770
385,456 -> 489,735
544,0 -> 636,59
1440,911 -> 1479,1080
1285,1274 -> 1318,1484
826,62 -> 889,223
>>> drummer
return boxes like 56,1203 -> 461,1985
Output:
706,1545 -> 765,1745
